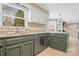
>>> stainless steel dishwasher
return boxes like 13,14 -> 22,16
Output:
34,34 -> 46,55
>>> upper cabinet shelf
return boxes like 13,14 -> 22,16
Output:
28,21 -> 47,25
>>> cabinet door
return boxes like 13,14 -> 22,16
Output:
0,49 -> 3,56
5,44 -> 22,56
48,36 -> 58,49
39,36 -> 45,51
34,35 -> 41,55
48,36 -> 55,48
56,37 -> 67,52
44,35 -> 49,47
22,41 -> 33,56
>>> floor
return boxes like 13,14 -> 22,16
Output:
37,34 -> 79,56
37,47 -> 79,56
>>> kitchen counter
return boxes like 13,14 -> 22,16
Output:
0,32 -> 68,38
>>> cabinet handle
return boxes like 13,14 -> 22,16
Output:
60,39 -> 64,41
58,36 -> 62,37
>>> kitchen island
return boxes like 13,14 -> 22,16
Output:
0,32 -> 69,56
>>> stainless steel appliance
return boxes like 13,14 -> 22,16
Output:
34,34 -> 46,55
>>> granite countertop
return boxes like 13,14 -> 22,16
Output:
0,32 -> 68,38
49,32 -> 68,34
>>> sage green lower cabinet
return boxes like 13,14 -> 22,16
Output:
22,41 -> 33,56
5,41 -> 33,56
0,33 -> 68,56
5,44 -> 22,56
48,34 -> 68,52
55,37 -> 67,52
4,35 -> 33,56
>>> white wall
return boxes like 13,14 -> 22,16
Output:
66,23 -> 79,51
41,3 -> 79,22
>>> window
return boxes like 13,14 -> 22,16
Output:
2,4 -> 25,27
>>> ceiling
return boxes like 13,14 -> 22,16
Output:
38,3 -> 79,22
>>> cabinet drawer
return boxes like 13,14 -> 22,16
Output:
49,33 -> 67,37
22,41 -> 33,56
57,35 -> 67,37
0,42 -> 2,48
49,34 -> 67,39
49,36 -> 66,42
44,33 -> 49,36
5,44 -> 22,56
49,33 -> 57,36
0,41 -> 4,49
6,36 -> 33,46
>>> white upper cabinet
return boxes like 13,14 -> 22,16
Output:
31,7 -> 39,22
28,5 -> 49,24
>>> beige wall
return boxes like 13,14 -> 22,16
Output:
28,22 -> 46,32
66,23 -> 79,51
